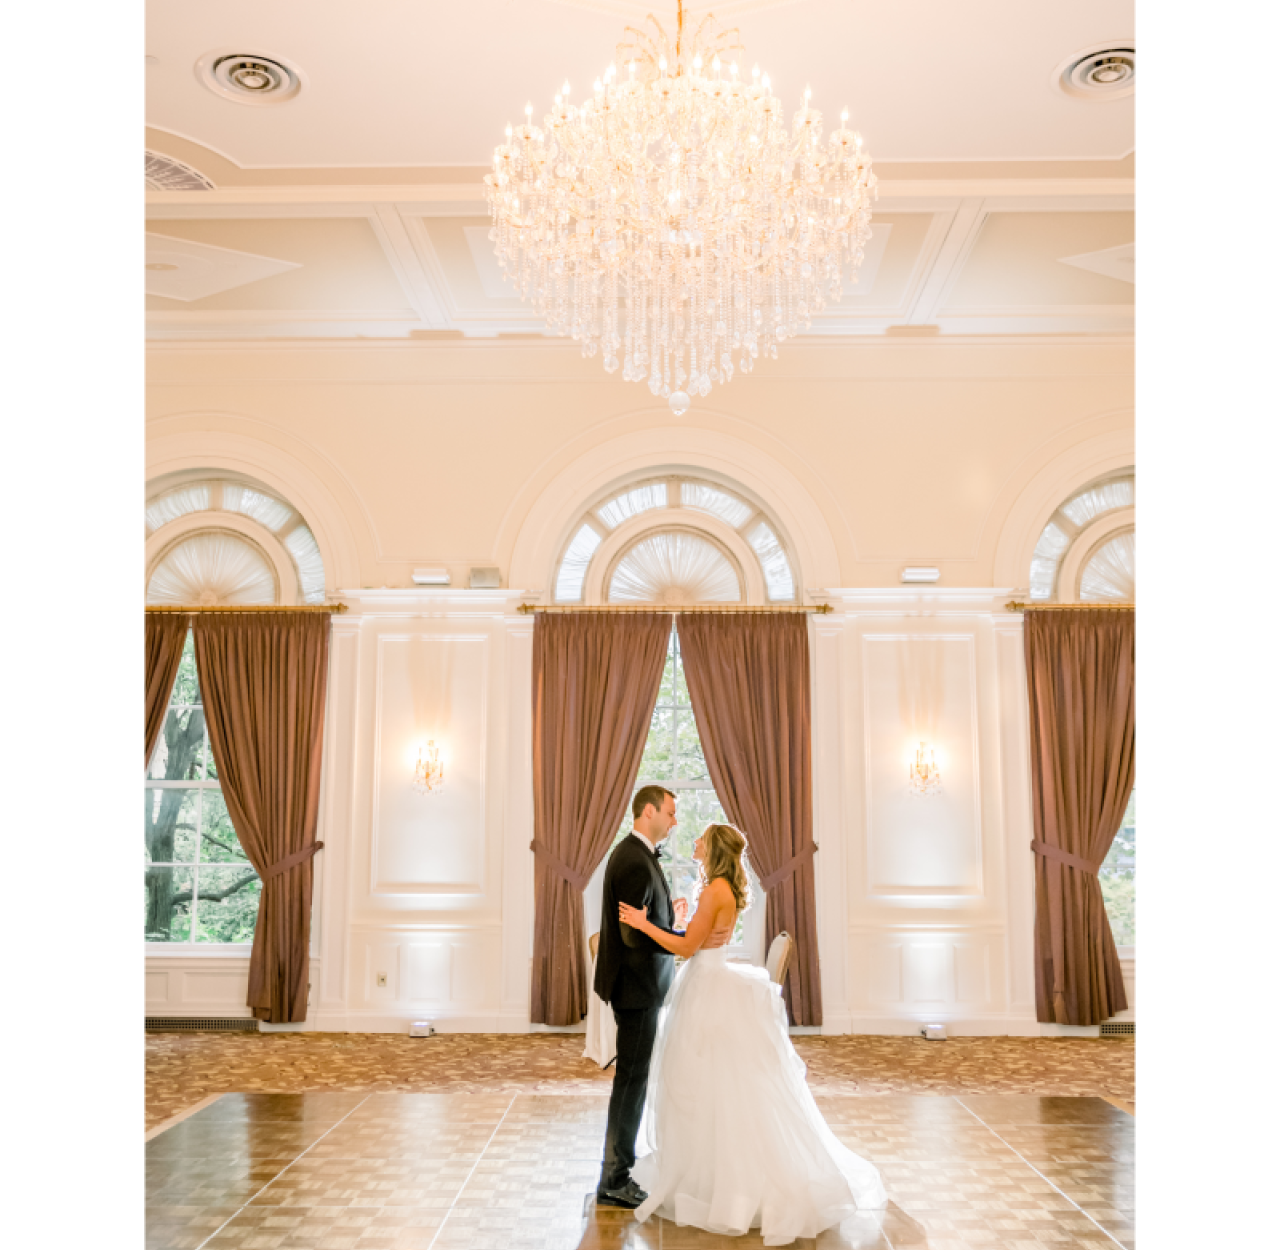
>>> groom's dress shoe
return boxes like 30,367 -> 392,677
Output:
596,1179 -> 648,1209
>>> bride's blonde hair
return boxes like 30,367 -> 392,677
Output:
700,822 -> 753,913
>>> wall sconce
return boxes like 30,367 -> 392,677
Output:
413,741 -> 445,795
908,741 -> 941,797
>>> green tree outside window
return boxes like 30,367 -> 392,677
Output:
145,636 -> 261,944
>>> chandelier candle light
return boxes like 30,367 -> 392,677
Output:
485,1 -> 876,415
414,741 -> 444,795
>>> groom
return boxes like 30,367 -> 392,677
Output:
594,784 -> 732,1209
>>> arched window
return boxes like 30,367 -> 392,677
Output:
553,475 -> 797,605
145,476 -> 328,605
1029,471 -> 1134,602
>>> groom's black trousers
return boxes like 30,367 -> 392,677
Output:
600,1005 -> 661,1189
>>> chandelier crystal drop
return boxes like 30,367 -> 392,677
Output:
485,1 -> 876,414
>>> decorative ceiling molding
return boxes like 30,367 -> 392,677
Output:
146,232 -> 300,302
1057,241 -> 1134,285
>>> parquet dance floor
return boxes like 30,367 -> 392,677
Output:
146,1092 -> 1134,1250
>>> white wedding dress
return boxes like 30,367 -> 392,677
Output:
632,947 -> 887,1245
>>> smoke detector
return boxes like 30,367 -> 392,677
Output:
196,49 -> 304,106
1053,42 -> 1135,101
145,151 -> 214,192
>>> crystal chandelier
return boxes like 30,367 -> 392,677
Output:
908,742 -> 941,798
485,0 -> 876,415
414,741 -> 444,795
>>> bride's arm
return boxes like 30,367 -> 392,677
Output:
619,880 -> 732,958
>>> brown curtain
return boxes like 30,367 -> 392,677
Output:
677,613 -> 822,1026
1025,609 -> 1135,1025
146,614 -> 190,767
531,612 -> 671,1025
193,613 -> 331,1023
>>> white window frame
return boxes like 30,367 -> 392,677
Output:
145,670 -> 259,954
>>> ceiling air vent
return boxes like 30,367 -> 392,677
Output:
145,151 -> 215,192
196,50 -> 304,106
1053,43 -> 1135,101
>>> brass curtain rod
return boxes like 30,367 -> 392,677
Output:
1005,601 -> 1134,612
145,604 -> 348,614
519,604 -> 831,615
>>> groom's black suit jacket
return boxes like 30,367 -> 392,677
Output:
594,834 -> 680,1010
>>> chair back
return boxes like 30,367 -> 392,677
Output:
588,931 -> 600,962
765,931 -> 794,987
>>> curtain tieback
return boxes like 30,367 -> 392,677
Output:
264,841 -> 325,880
759,842 -> 818,893
529,840 -> 591,891
1030,840 -> 1096,876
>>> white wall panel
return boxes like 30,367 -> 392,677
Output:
862,635 -> 982,896
146,971 -> 171,1005
371,634 -> 489,894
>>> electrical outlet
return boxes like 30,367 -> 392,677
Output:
376,972 -> 387,988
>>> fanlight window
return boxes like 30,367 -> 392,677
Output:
148,533 -> 277,606
609,533 -> 741,604
145,478 -> 327,605
1079,531 -> 1135,602
1030,472 -> 1134,602
554,476 -> 797,605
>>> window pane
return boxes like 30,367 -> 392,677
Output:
597,482 -> 667,529
609,531 -> 741,603
145,787 -> 199,864
745,522 -> 795,601
675,711 -> 708,781
145,484 -> 210,534
671,636 -> 691,706
199,790 -> 249,864
147,531 -> 276,607
659,632 -> 677,702
666,858 -> 701,906
639,706 -> 675,781
284,525 -> 327,604
194,867 -> 262,943
1100,790 -> 1135,946
145,865 -> 193,942
669,789 -> 727,859
223,484 -> 296,533
171,635 -> 201,705
1060,477 -> 1134,529
148,706 -> 207,781
554,524 -> 603,602
680,483 -> 753,529
1080,532 -> 1135,602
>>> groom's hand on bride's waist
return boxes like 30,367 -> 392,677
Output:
701,923 -> 733,950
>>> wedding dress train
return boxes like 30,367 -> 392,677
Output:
632,948 -> 887,1246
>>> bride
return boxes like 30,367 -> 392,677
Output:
618,822 -> 887,1246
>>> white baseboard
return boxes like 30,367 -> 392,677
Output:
1038,1023 -> 1101,1038
311,1010 -> 533,1034
841,1012 -> 1043,1037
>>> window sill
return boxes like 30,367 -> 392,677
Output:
145,945 -> 253,958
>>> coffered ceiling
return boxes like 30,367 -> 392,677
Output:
144,0 -> 1134,344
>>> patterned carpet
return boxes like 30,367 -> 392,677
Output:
145,1032 -> 1134,1132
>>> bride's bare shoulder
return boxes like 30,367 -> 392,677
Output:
704,876 -> 735,904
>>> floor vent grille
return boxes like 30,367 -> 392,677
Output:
1100,1020 -> 1135,1036
146,1017 -> 259,1033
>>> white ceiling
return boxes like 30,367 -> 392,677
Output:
145,0 -> 1134,169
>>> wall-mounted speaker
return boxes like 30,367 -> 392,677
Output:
469,567 -> 501,589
